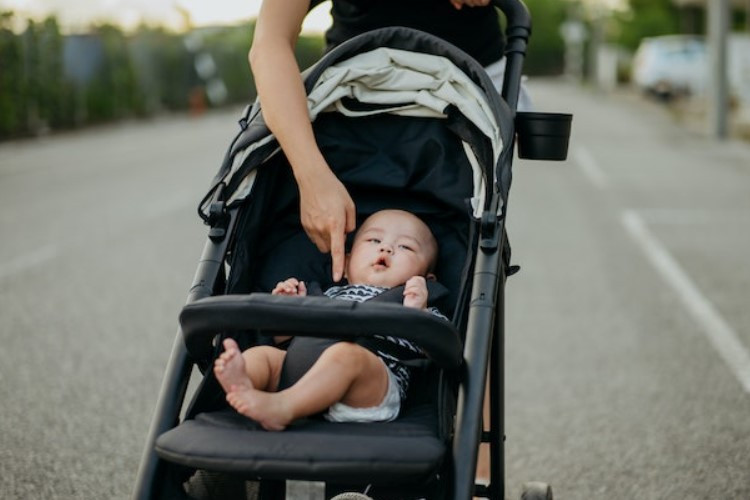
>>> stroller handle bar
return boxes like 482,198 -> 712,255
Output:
493,0 -> 531,31
493,0 -> 532,113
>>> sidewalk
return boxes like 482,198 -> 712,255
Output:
589,79 -> 750,144
527,77 -> 750,164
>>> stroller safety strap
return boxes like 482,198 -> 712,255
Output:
180,294 -> 462,369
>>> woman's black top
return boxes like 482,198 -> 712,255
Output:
323,0 -> 504,67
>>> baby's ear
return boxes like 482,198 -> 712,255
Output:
426,272 -> 437,281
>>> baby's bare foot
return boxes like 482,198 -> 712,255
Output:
214,338 -> 252,395
226,387 -> 294,431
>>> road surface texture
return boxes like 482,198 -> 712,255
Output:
1,80 -> 749,499
502,80 -> 750,499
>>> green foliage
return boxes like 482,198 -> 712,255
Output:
201,22 -> 256,103
0,13 -> 79,137
295,34 -> 326,74
129,25 -> 192,112
611,0 -> 748,50
6,2 -> 737,138
0,12 -> 327,139
83,23 -> 145,122
199,23 -> 323,104
613,0 -> 680,50
32,18 -> 75,128
523,0 -> 567,75
0,11 -> 25,136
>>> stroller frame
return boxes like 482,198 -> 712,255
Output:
133,1 -> 544,499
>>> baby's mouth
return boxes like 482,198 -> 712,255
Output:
373,256 -> 389,269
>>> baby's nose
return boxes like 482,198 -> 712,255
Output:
379,244 -> 393,254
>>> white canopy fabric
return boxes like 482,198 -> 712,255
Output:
229,47 -> 503,217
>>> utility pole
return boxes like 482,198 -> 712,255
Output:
587,6 -> 605,90
708,0 -> 730,139
560,4 -> 587,84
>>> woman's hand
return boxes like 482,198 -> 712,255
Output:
449,0 -> 490,9
403,276 -> 429,310
252,0 -> 356,283
296,165 -> 356,283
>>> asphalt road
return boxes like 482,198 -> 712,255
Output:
503,81 -> 750,499
1,80 -> 749,500
0,112 -> 240,499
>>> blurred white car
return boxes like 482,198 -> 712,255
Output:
632,34 -> 750,105
632,35 -> 707,98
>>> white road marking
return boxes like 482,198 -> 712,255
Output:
0,245 -> 58,280
621,209 -> 750,394
574,146 -> 611,190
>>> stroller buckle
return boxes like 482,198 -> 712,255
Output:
480,210 -> 499,251
207,200 -> 229,242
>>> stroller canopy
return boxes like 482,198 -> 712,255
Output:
200,27 -> 514,223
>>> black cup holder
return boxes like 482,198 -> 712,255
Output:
515,112 -> 573,161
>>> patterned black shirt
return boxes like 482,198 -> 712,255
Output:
324,284 -> 446,398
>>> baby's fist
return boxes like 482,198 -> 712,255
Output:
272,278 -> 307,296
403,276 -> 428,310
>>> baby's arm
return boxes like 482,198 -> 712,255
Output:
403,276 -> 428,310
272,278 -> 307,296
271,278 -> 307,344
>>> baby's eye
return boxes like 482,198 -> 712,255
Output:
398,244 -> 414,252
368,238 -> 381,244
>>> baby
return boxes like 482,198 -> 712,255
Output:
214,209 -> 445,430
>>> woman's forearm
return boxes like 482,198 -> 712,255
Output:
249,0 -> 356,280
249,0 -> 328,184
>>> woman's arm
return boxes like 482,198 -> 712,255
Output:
250,0 -> 355,282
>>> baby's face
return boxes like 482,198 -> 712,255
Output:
346,210 -> 436,288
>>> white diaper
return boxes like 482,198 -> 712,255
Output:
324,364 -> 401,423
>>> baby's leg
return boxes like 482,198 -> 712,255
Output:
214,339 -> 285,394
278,342 -> 390,418
226,341 -> 389,431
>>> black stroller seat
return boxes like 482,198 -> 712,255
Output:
158,294 -> 461,487
156,105 -> 481,498
133,2 -> 570,498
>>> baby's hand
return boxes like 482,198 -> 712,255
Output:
449,0 -> 490,10
403,276 -> 428,310
272,278 -> 307,296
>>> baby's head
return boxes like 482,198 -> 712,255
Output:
345,209 -> 438,288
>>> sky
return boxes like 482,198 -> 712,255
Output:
0,0 -> 333,32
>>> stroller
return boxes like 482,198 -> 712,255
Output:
133,1 -> 571,499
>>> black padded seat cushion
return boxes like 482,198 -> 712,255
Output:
155,402 -> 445,485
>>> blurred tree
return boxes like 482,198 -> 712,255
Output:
35,17 -> 76,129
84,24 -> 145,122
199,22 -> 324,104
131,25 -> 193,112
0,11 -> 26,137
202,22 -> 256,103
613,0 -> 680,50
295,33 -> 326,73
523,0 -> 567,75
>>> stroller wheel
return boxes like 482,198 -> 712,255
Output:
521,481 -> 553,500
330,493 -> 374,500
